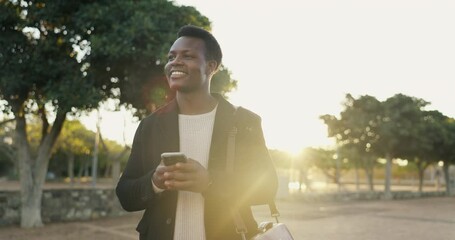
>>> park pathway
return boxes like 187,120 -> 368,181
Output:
0,196 -> 454,240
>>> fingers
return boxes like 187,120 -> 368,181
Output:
164,179 -> 194,190
164,171 -> 197,181
152,166 -> 168,189
164,178 -> 209,192
161,159 -> 209,192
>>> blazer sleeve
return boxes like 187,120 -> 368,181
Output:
234,111 -> 278,206
115,119 -> 158,212
203,109 -> 278,206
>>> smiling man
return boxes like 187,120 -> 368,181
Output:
116,25 -> 278,240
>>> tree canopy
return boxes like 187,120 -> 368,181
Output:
321,93 -> 455,195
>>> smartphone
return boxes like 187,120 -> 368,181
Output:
161,152 -> 187,166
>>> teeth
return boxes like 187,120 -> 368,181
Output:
171,71 -> 186,77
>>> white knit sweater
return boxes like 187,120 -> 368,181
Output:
173,105 -> 217,240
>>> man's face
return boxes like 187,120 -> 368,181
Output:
164,36 -> 215,93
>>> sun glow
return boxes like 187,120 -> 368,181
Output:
227,90 -> 336,155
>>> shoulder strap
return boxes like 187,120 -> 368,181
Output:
226,107 -> 280,240
227,108 -> 248,239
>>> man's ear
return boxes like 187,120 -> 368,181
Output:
206,60 -> 219,76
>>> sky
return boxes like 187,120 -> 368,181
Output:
82,0 -> 455,154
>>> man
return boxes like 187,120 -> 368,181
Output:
116,25 -> 278,240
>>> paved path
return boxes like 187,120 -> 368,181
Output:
1,196 -> 454,240
255,196 -> 455,240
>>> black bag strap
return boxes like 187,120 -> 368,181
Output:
227,107 -> 280,240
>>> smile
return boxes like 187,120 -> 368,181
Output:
170,71 -> 187,77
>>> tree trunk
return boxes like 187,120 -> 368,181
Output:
20,182 -> 45,228
335,153 -> 341,192
363,156 -> 375,192
15,110 -> 66,228
91,111 -> 100,187
354,163 -> 359,192
84,160 -> 89,177
418,168 -> 424,193
384,154 -> 393,199
364,168 -> 375,191
111,147 -> 130,186
417,161 -> 431,193
416,160 -> 431,193
67,153 -> 75,186
112,158 -> 120,185
443,162 -> 451,195
77,159 -> 84,180
16,116 -> 43,228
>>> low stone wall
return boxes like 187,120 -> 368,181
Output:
0,188 -> 450,227
285,190 -> 448,202
0,188 -> 125,227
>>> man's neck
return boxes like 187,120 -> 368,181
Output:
176,92 -> 218,115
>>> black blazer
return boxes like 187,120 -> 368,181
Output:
116,94 -> 278,240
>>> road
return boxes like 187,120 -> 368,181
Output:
1,196 -> 454,240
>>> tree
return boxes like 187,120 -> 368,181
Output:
54,120 -> 94,185
410,110 -> 447,192
300,147 -> 347,188
0,0 -> 230,228
440,117 -> 455,194
99,133 -> 131,185
375,94 -> 428,198
321,94 -> 382,191
338,144 -> 378,191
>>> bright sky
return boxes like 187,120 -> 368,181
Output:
82,0 -> 455,154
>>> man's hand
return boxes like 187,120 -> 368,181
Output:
162,158 -> 211,193
152,165 -> 168,190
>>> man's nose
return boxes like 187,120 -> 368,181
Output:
170,55 -> 183,65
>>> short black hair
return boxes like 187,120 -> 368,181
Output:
177,25 -> 222,69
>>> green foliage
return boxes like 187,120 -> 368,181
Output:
211,66 -> 238,97
73,0 -> 236,118
1,0 -> 237,118
97,138 -> 130,174
321,94 -> 382,153
320,93 -> 455,188
376,94 -> 429,158
47,119 -> 130,178
321,93 -> 437,161
57,120 -> 94,156
0,0 -> 103,115
441,118 -> 455,164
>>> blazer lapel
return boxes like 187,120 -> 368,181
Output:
156,100 -> 180,153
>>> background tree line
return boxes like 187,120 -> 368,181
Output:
1,118 -> 128,183
271,93 -> 455,198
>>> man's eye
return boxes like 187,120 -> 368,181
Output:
183,55 -> 193,59
167,55 -> 175,61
